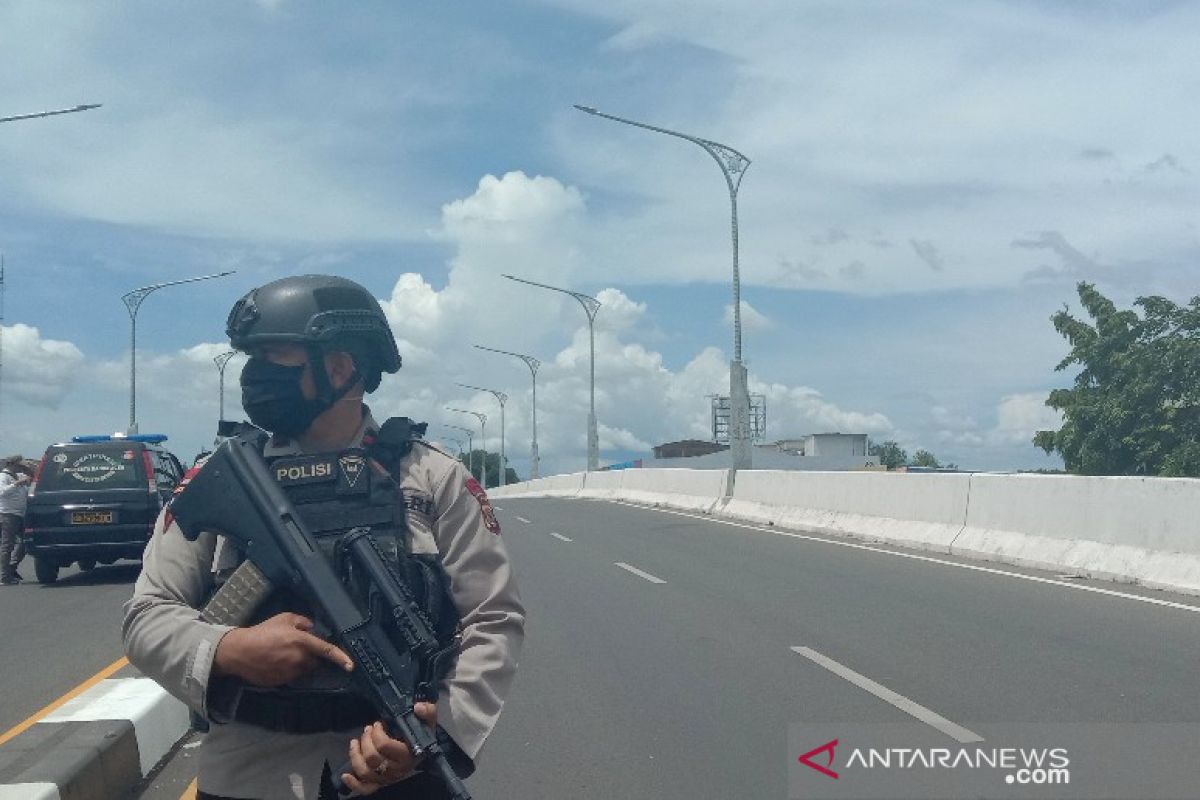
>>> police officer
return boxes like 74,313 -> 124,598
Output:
123,275 -> 525,799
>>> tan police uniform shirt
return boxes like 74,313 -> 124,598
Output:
122,409 -> 525,800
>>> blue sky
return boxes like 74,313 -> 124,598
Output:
2,1 -> 1198,475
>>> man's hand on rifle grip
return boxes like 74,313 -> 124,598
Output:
213,611 -> 355,686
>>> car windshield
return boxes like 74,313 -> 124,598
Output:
37,445 -> 146,491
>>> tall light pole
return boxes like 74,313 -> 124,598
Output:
122,271 -> 235,433
0,103 -> 101,124
446,407 -> 487,485
458,383 -> 508,487
474,345 -> 541,480
502,274 -> 601,471
214,350 -> 237,423
443,424 -> 475,477
575,104 -> 753,469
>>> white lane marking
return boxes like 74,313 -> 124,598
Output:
493,506 -> 504,512
550,532 -> 573,542
615,562 -> 666,584
791,647 -> 984,744
607,501 -> 1200,614
515,516 -> 532,524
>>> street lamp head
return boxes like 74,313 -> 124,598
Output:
74,104 -> 102,111
574,105 -> 599,115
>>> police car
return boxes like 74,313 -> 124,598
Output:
23,434 -> 185,584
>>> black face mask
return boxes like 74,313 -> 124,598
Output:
240,357 -> 331,437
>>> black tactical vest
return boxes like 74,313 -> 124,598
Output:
231,423 -> 460,724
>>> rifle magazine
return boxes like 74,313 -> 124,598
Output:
202,559 -> 273,626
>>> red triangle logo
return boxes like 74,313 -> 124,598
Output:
798,739 -> 839,779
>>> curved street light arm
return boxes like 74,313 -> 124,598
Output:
0,103 -> 102,124
499,274 -> 600,322
573,105 -> 751,196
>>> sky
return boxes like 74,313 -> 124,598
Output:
1,0 -> 1198,476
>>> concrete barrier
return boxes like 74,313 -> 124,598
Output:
953,474 -> 1200,594
722,470 -> 972,551
499,468 -> 1200,596
0,677 -> 190,800
612,469 -> 728,513
489,472 -> 585,499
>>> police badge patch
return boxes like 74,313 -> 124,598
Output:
465,476 -> 501,534
338,453 -> 367,487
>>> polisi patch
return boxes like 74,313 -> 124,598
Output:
465,476 -> 501,534
338,454 -> 367,488
273,456 -> 336,486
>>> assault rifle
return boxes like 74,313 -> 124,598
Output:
169,434 -> 470,799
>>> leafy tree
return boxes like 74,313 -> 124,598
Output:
910,449 -> 941,468
459,449 -> 520,488
875,440 -> 908,470
1034,282 -> 1200,476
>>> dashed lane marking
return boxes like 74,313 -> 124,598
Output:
550,532 -> 573,542
615,562 -> 666,584
515,516 -> 532,524
791,646 -> 984,744
608,501 -> 1200,614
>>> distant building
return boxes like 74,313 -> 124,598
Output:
652,440 -> 729,459
644,432 -> 877,471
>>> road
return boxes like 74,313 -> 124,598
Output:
6,498 -> 1200,798
0,561 -> 141,734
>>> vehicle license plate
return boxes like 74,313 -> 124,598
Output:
71,510 -> 114,525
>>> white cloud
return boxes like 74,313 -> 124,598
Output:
722,300 -> 772,331
990,392 -> 1062,446
1,324 -> 84,408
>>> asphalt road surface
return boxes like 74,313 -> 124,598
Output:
0,560 -> 141,733
7,499 -> 1200,799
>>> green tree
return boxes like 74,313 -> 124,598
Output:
459,449 -> 520,488
1034,282 -> 1200,476
875,440 -> 907,470
910,449 -> 941,468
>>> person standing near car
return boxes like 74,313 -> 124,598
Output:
123,275 -> 524,799
0,454 -> 31,585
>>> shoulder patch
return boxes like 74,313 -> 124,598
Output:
465,476 -> 501,534
163,464 -> 203,530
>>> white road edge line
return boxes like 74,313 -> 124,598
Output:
606,501 -> 1200,614
550,532 -> 573,542
515,516 -> 532,524
615,562 -> 666,584
791,646 -> 984,744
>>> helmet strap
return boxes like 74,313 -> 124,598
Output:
306,344 -> 360,407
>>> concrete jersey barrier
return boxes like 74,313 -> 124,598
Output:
497,468 -> 1200,596
721,470 -> 972,551
952,473 -> 1200,594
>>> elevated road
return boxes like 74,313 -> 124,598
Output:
7,499 -> 1200,798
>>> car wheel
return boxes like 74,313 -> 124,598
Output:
77,559 -> 97,572
34,556 -> 60,584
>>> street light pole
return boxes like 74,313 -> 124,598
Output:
122,271 -> 235,434
214,350 -> 237,423
446,407 -> 487,485
574,104 -> 753,470
502,274 -> 601,471
0,103 -> 101,125
474,344 -> 541,480
443,424 -> 475,477
458,383 -> 508,487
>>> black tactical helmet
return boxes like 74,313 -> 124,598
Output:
226,275 -> 401,391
